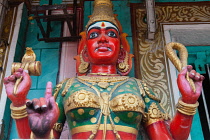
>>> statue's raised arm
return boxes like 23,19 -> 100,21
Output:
4,0 -> 204,139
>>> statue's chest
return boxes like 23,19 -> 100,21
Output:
62,77 -> 145,129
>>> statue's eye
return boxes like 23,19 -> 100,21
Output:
107,31 -> 117,38
89,32 -> 98,39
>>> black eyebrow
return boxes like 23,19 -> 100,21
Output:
106,27 -> 118,31
106,27 -> 116,30
88,27 -> 101,31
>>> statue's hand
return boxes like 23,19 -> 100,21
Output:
4,68 -> 31,107
177,65 -> 205,104
26,82 -> 59,138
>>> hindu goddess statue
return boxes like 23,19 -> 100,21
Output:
4,0 -> 204,139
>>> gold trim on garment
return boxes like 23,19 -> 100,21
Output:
132,78 -> 146,97
71,124 -> 138,135
143,102 -> 170,126
53,78 -> 68,99
77,76 -> 129,89
61,77 -> 75,97
141,81 -> 161,102
110,93 -> 145,114
64,89 -> 100,114
77,76 -> 129,83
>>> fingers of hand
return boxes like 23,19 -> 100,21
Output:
180,66 -> 188,76
32,98 -> 41,111
45,82 -> 52,100
49,96 -> 58,113
189,70 -> 196,79
3,71 -> 23,84
40,98 -> 47,111
187,65 -> 193,71
26,99 -> 33,107
29,98 -> 49,112
3,77 -> 9,84
189,70 -> 204,81
17,68 -> 23,73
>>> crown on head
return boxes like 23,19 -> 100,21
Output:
86,0 -> 118,29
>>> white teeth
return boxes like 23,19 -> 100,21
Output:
108,48 -> 111,51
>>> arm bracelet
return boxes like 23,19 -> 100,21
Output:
10,103 -> 28,119
176,99 -> 199,116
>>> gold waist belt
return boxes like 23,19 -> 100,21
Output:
71,124 -> 138,135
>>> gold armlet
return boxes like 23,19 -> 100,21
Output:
30,129 -> 54,139
53,123 -> 63,132
143,102 -> 170,127
10,103 -> 28,119
176,99 -> 199,116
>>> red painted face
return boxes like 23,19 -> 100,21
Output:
86,22 -> 120,65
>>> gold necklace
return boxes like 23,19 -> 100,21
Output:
88,73 -> 120,76
77,76 -> 129,83
77,76 -> 129,89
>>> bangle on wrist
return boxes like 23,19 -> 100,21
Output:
10,103 -> 28,119
30,129 -> 54,139
176,98 -> 199,116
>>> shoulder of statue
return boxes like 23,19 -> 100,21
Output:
53,77 -> 76,99
131,78 -> 161,102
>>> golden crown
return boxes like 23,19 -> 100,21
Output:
86,0 -> 118,29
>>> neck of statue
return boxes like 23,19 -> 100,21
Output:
90,64 -> 118,74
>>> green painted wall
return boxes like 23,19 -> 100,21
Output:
3,4 -> 28,140
8,2 -> 61,139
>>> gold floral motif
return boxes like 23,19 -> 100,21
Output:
133,3 -> 210,115
65,78 -> 136,139
64,90 -> 100,114
143,102 -> 170,126
110,93 -> 145,113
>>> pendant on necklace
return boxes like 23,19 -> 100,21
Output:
98,82 -> 109,89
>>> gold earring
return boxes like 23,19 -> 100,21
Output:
78,49 -> 89,74
117,51 -> 129,73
